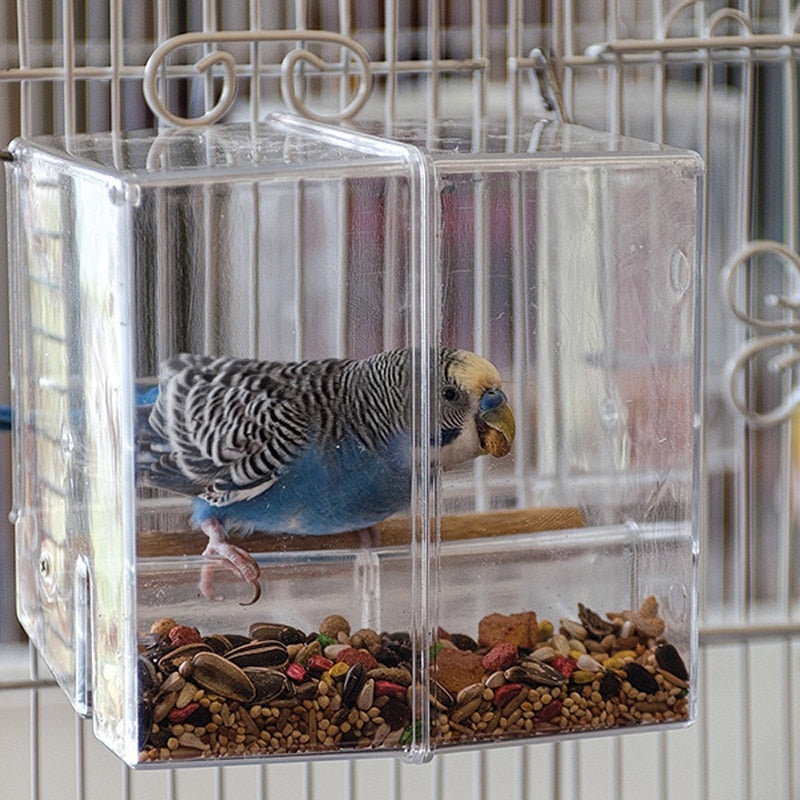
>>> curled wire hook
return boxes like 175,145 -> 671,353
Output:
143,30 -> 373,127
722,239 -> 800,330
725,333 -> 800,427
723,240 -> 800,426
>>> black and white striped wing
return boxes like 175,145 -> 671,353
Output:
146,354 -> 310,506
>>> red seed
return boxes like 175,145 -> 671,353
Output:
335,647 -> 379,671
306,655 -> 334,674
374,680 -> 407,699
481,642 -> 519,672
168,625 -> 202,646
286,662 -> 307,683
534,698 -> 563,723
550,656 -> 578,678
492,682 -> 523,708
167,702 -> 200,723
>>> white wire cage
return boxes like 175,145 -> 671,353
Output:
0,1 -> 798,798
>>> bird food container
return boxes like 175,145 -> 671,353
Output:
5,114 -> 702,766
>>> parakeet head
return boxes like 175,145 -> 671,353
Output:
438,349 -> 516,469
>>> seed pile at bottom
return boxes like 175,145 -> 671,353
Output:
137,597 -> 690,762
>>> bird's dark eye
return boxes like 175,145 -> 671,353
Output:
442,386 -> 458,402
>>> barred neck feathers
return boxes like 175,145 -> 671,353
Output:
337,349 -> 410,451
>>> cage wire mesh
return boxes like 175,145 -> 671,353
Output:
0,1 -> 799,798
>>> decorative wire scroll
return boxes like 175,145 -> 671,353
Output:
583,0 -> 800,61
143,30 -> 373,127
723,241 -> 800,427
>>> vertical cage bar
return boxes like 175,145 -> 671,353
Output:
249,0 -> 262,357
61,0 -> 75,136
249,0 -> 263,127
471,125 -> 489,511
785,635 -> 796,800
214,766 -> 223,799
652,0 -> 666,143
781,3 -> 798,622
292,0 -> 308,361
509,129 -> 530,507
336,0 -> 351,355
384,0 -> 398,124
558,0 -> 575,118
293,0 -> 309,110
430,756 -> 443,799
249,170 -> 261,357
74,714 -> 84,800
167,764 -> 177,800
515,745 -> 529,800
15,0 -> 32,135
736,49 -> 756,625
426,0 -> 440,131
783,4 -> 799,792
471,0 -> 486,120
28,643 -> 40,800
339,0 -> 352,119
201,1 -> 218,352
606,0 -> 623,135
334,176 -> 348,358
292,182 -> 306,359
472,749 -> 486,799
383,177 -> 400,348
345,760 -> 356,800
257,763 -> 267,800
699,33 -> 717,626
120,758 -> 129,800
743,641 -> 753,800
390,756 -> 400,800
109,0 -> 123,136
506,0 -> 522,130
552,741 -> 562,800
784,3 -> 798,258
202,0 -> 218,114
613,737 -> 623,800
699,645 -> 710,800
658,730 -> 669,800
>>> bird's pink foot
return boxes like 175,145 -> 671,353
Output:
200,519 -> 261,605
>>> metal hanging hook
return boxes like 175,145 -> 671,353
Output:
143,30 -> 373,127
722,239 -> 800,426
529,48 -> 570,124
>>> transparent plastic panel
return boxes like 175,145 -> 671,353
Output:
433,524 -> 694,747
132,160 -> 433,764
7,151 -> 136,732
371,118 -> 701,749
8,153 -> 79,695
9,120 -> 437,765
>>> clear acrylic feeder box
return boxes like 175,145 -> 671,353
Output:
6,114 -> 702,766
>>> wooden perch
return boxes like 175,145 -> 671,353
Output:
137,506 -> 585,559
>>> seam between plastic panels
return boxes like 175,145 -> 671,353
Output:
268,112 -> 438,763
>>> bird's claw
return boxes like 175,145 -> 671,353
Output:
200,539 -> 262,605
241,579 -> 261,606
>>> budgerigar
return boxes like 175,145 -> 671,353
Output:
138,347 -> 515,603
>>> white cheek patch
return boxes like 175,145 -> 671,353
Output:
439,421 -> 482,470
